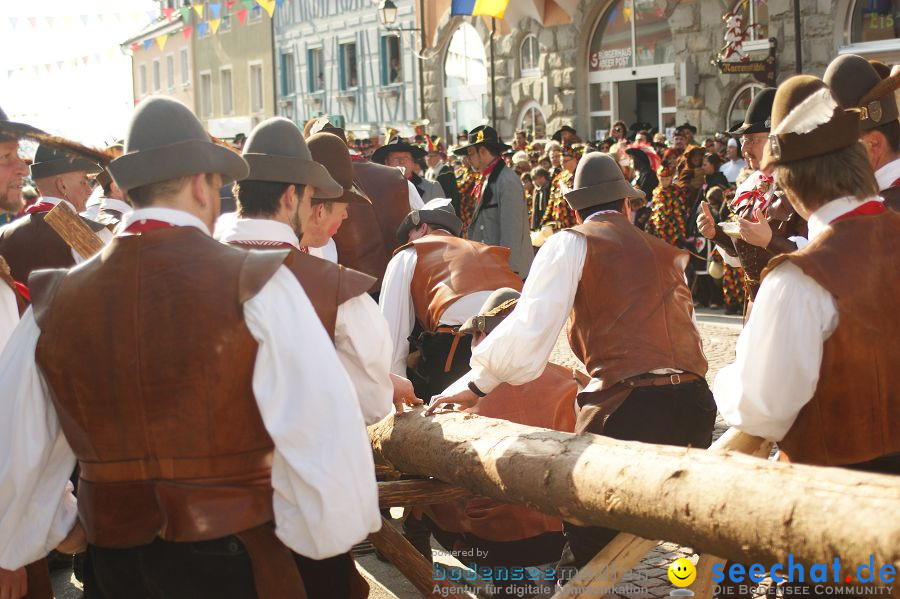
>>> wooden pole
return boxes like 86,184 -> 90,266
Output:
44,203 -> 105,259
370,409 -> 900,570
378,479 -> 471,508
490,17 -> 496,128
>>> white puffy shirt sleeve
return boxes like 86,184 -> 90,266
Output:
379,248 -> 417,377
0,284 -> 18,352
456,231 -> 586,395
407,181 -> 425,210
244,266 -> 380,559
334,294 -> 393,425
0,309 -> 78,570
713,261 -> 838,441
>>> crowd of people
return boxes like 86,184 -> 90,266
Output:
0,48 -> 897,599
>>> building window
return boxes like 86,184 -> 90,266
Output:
308,48 -> 324,92
180,48 -> 190,86
520,34 -> 540,76
153,59 -> 161,92
733,0 -> 769,41
589,0 -> 672,71
166,54 -> 175,90
339,42 -> 358,90
280,52 -> 295,96
443,24 -> 488,139
727,83 -> 765,130
221,67 -> 234,115
518,103 -> 546,139
850,0 -> 900,43
201,71 -> 212,117
220,14 -> 232,32
381,35 -> 402,84
589,81 -> 612,139
139,64 -> 147,96
250,63 -> 264,113
250,5 -> 262,21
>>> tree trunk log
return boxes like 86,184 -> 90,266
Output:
369,409 -> 900,570
378,479 -> 471,508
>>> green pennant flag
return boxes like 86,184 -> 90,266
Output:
180,6 -> 191,22
241,0 -> 255,10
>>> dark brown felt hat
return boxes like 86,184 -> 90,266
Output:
0,105 -> 44,142
825,54 -> 900,132
307,132 -> 370,205
30,144 -> 101,179
761,75 -> 861,171
564,152 -> 645,210
241,117 -> 343,199
109,96 -> 248,192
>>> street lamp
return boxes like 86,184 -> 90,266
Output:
378,0 -> 399,27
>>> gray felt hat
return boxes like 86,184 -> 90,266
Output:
108,96 -> 248,192
824,53 -> 900,132
459,287 -> 520,335
396,197 -> 463,243
564,152 -> 645,211
242,117 -> 343,198
30,144 -> 101,179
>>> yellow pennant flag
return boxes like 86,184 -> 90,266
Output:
472,0 -> 509,19
209,18 -> 221,33
256,0 -> 276,17
155,34 -> 168,50
193,4 -> 204,18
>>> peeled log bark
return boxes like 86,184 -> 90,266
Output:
370,409 -> 900,570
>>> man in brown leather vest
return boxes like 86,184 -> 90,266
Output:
0,96 -> 381,599
715,76 -> 900,475
429,152 -> 715,574
825,54 -> 900,212
419,288 -> 575,598
380,198 -> 523,401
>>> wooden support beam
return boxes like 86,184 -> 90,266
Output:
378,479 -> 471,508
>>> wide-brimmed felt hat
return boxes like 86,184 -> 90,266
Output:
307,116 -> 349,145
242,117 -> 342,199
729,88 -> 776,135
453,126 -> 511,156
372,136 -> 427,164
0,104 -> 45,142
761,75 -> 860,171
307,132 -> 370,205
109,96 -> 248,192
551,124 -> 577,142
30,144 -> 101,179
564,152 -> 645,210
395,197 -> 462,243
675,122 -> 697,134
824,53 -> 900,132
459,287 -> 520,335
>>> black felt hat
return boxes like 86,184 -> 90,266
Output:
453,126 -> 511,156
372,136 -> 427,164
729,88 -> 776,135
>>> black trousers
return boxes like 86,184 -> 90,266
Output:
87,535 -> 353,599
557,379 -> 717,576
408,330 -> 473,400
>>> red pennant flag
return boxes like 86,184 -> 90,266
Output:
130,42 -> 139,52
27,17 -> 38,28
82,56 -> 89,64
45,64 -> 52,72
182,25 -> 193,40
226,0 -> 236,7
236,9 -> 248,24
163,7 -> 175,21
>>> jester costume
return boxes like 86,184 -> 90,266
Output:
540,169 -> 577,229
455,164 -> 482,237
646,183 -> 688,248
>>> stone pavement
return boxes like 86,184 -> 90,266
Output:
51,312 -> 742,599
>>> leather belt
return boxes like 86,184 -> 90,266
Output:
434,325 -> 467,373
622,372 -> 702,388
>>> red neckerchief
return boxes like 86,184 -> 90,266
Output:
24,201 -> 58,215
350,154 -> 366,162
14,281 -> 30,303
119,219 -> 177,236
890,176 -> 900,189
832,200 -> 886,224
472,157 -> 502,204
732,173 -> 774,220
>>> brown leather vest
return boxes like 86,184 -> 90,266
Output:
764,209 -> 900,466
407,232 -> 523,331
568,214 -> 707,391
881,184 -> 900,212
332,159 -> 410,292
0,213 -> 75,284
425,363 -> 576,541
32,227 -> 288,548
227,242 -> 375,340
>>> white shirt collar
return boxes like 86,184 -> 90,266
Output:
100,197 -> 132,215
806,196 -> 881,242
119,207 -> 211,236
215,217 -> 300,249
874,156 -> 900,191
40,196 -> 76,211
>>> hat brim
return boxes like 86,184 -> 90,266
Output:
372,143 -> 427,164
459,313 -> 500,335
395,209 -> 463,243
110,138 -> 249,192
564,179 -> 645,211
31,157 -> 102,179
315,184 -> 370,205
244,154 -> 343,199
452,140 -> 511,156
0,120 -> 46,141
729,120 -> 769,135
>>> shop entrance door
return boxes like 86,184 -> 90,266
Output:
616,79 -> 659,131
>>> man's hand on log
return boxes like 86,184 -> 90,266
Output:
425,388 -> 479,415
390,374 -> 423,415
0,567 -> 26,599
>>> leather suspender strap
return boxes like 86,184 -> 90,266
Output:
235,523 -> 308,599
434,326 -> 466,373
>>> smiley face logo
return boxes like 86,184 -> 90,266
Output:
668,557 -> 696,587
